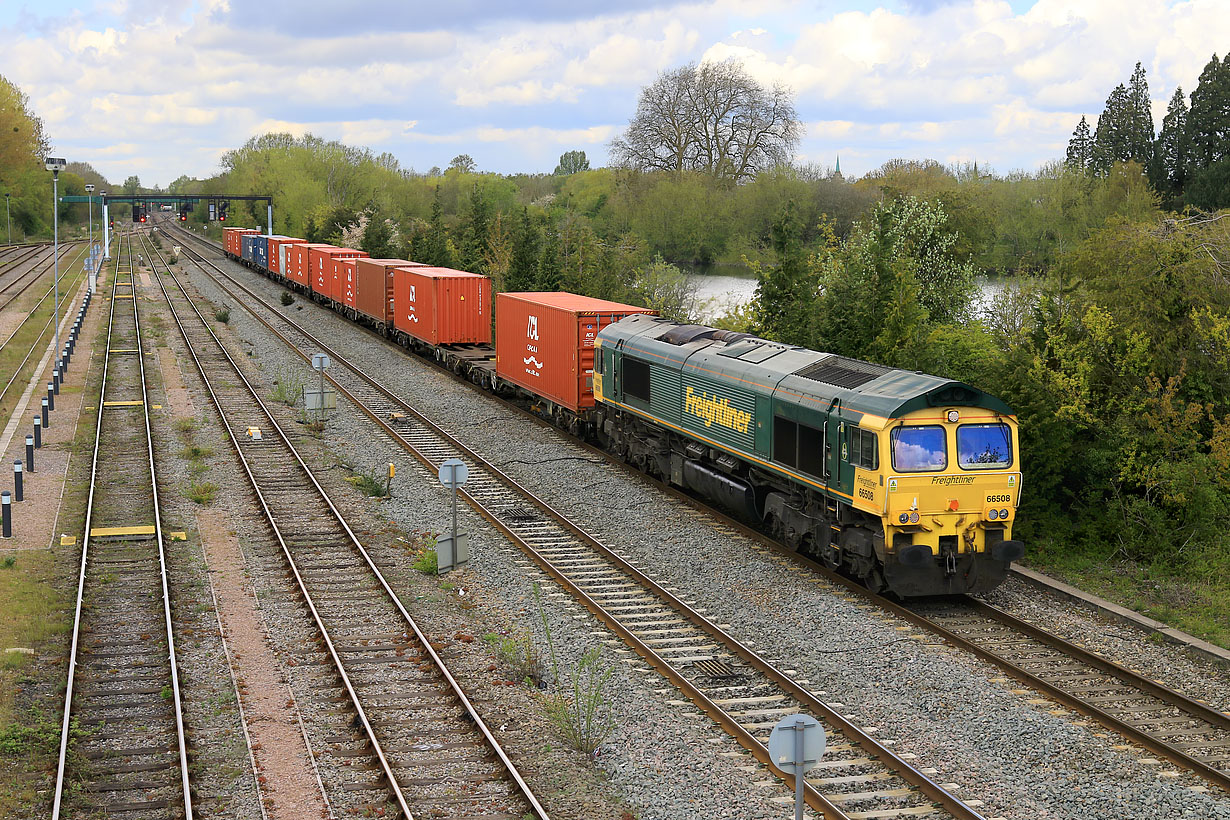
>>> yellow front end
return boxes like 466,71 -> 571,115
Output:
868,408 -> 1023,595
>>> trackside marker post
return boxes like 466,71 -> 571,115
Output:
437,458 -> 469,573
33,416 -> 41,448
13,461 -> 22,502
25,436 -> 34,473
2,492 -> 10,538
768,713 -> 826,820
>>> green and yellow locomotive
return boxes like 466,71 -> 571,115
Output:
592,314 -> 1023,597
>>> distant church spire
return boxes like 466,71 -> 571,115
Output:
834,154 -> 843,179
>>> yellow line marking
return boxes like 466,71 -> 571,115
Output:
169,531 -> 187,541
102,400 -> 144,407
152,404 -> 162,409
112,294 -> 134,300
60,535 -> 76,546
89,525 -> 156,537
109,348 -> 140,353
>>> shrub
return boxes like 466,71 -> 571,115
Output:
214,307 -> 230,324
280,291 -> 294,306
183,481 -> 218,505
484,630 -> 546,686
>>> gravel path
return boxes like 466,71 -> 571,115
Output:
184,247 -> 1230,820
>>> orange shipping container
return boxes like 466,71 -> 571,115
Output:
392,267 -> 491,345
353,258 -> 425,325
267,237 -> 306,280
495,292 -> 655,413
310,246 -> 367,298
333,258 -> 358,308
287,244 -> 332,292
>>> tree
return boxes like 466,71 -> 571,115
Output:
448,154 -> 476,173
123,175 -> 142,196
536,226 -> 563,291
1153,88 -> 1191,203
1185,158 -> 1230,211
413,186 -> 454,267
752,201 -> 814,347
1066,116 -> 1094,172
458,184 -> 492,273
360,210 -> 398,258
554,150 -> 590,175
1187,54 -> 1230,170
506,208 -> 540,291
1090,64 -> 1155,177
610,59 -> 802,181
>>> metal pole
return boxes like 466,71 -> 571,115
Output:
52,170 -> 60,358
5,194 -> 10,244
13,462 -> 22,503
267,202 -> 272,235
103,197 -> 110,260
793,719 -> 805,820
33,416 -> 42,448
451,464 -> 459,551
46,383 -> 54,412
2,492 -> 10,538
25,435 -> 34,473
319,366 -> 326,422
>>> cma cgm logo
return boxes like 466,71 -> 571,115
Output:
684,386 -> 752,435
408,285 -> 416,303
524,315 -> 543,370
527,315 -> 539,340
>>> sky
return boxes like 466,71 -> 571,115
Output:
1,0 -> 1227,188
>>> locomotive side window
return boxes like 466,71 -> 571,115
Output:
774,416 -> 825,477
774,417 -> 798,468
593,351 -> 603,374
891,425 -> 947,472
848,427 -> 878,470
957,423 -> 1012,469
623,357 -> 651,402
797,424 -> 825,477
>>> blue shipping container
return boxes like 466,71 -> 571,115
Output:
241,233 -> 262,263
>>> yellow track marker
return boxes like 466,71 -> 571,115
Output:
112,294 -> 134,300
102,400 -> 144,407
89,525 -> 156,537
169,532 -> 187,541
60,535 -> 76,546
109,348 -> 140,353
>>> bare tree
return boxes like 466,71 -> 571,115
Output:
610,60 -> 801,181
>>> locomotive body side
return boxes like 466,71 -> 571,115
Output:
594,314 -> 1023,597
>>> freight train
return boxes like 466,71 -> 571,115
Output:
215,226 -> 1024,597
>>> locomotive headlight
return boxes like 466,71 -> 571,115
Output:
898,513 -> 910,524
946,410 -> 959,423
1000,508 -> 1010,519
909,512 -> 919,524
987,508 -> 999,520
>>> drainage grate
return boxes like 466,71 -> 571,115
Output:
690,658 -> 739,679
500,506 -> 541,523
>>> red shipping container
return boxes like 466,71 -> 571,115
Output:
496,292 -> 655,412
310,246 -> 367,298
392,267 -> 491,345
333,258 -> 358,309
267,237 -> 306,280
287,244 -> 332,292
353,259 -> 425,324
224,228 -> 257,257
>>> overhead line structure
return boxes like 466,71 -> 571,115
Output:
166,220 -> 989,820
142,229 -> 548,819
52,229 -> 193,820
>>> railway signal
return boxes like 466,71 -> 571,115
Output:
218,201 -> 228,221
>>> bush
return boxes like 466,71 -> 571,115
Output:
484,630 -> 546,686
280,291 -> 294,306
411,545 -> 438,574
345,467 -> 387,497
214,307 -> 230,324
182,481 -> 218,505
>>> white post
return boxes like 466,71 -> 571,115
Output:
85,185 -> 95,293
102,197 -> 110,260
52,170 -> 60,357
267,202 -> 272,235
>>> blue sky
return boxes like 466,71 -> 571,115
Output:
2,0 -> 1226,187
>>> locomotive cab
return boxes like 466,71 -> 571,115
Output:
863,406 -> 1024,596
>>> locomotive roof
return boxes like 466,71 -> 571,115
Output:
599,314 -> 1014,421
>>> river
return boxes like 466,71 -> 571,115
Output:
686,269 -> 1009,323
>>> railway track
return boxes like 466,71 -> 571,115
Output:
168,225 -> 989,819
0,240 -> 83,309
0,242 -> 91,420
52,231 -> 193,819
141,232 -> 548,818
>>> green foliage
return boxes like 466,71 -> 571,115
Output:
1184,158 -> 1230,211
751,200 -> 816,346
459,184 -> 493,273
280,290 -> 294,306
411,542 -> 438,574
483,630 -> 546,685
554,150 -> 590,176
541,648 -> 617,757
505,208 -> 540,292
183,481 -> 218,505
345,467 -> 387,497
360,210 -> 399,258
536,225 -> 563,290
214,307 -> 230,324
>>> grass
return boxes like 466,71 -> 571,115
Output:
345,467 -> 388,498
182,481 -> 219,505
179,444 -> 214,460
214,307 -> 230,324
270,367 -> 306,406
0,551 -> 71,816
1025,551 -> 1230,650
